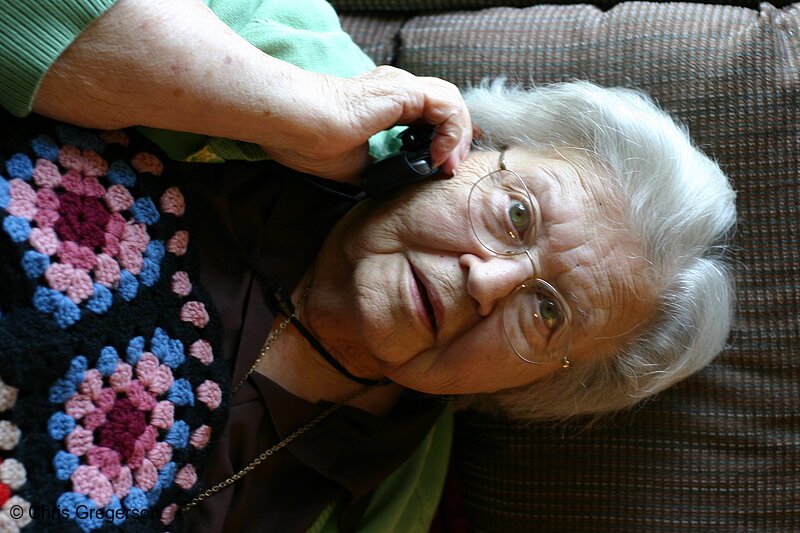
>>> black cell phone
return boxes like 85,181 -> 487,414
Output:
363,125 -> 441,198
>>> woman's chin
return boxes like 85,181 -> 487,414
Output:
364,336 -> 429,370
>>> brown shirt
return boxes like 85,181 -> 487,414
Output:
178,161 -> 444,533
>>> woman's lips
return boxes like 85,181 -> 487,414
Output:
409,262 -> 440,335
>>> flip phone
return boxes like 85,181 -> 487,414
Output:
363,125 -> 441,198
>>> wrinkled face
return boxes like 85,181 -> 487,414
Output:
309,147 -> 656,395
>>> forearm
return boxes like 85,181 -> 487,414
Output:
31,0 -> 472,180
33,0 -> 319,149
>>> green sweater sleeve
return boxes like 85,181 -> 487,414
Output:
0,0 -> 118,117
307,406 -> 454,533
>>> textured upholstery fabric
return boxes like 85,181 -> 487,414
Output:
342,2 -> 800,531
338,14 -> 406,67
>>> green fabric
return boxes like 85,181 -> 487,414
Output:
0,0 -> 117,117
138,0 -> 401,162
307,405 -> 454,533
208,0 -> 375,75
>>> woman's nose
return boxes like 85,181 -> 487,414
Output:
459,252 -> 535,316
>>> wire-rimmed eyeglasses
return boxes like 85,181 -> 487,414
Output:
466,151 -> 573,367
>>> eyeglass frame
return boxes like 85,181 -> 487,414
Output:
466,150 -> 573,369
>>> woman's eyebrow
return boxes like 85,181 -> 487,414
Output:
515,161 -> 590,339
562,287 -> 589,338
531,163 -> 595,339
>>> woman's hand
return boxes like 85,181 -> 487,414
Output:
259,66 -> 472,182
32,0 -> 471,183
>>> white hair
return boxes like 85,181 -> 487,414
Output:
460,80 -> 736,422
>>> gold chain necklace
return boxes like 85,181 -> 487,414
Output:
182,276 -> 379,513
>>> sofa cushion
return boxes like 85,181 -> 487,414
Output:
342,2 -> 800,531
333,0 -> 793,13
339,13 -> 406,66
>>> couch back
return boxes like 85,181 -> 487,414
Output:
340,2 -> 799,531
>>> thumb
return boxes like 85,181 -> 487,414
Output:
287,143 -> 371,185
317,144 -> 371,184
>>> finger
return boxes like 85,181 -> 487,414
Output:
413,84 -> 472,172
431,115 -> 473,175
345,67 -> 473,174
438,140 -> 471,176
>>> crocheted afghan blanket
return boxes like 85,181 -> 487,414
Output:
0,114 -> 228,532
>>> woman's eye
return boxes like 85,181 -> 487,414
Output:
538,297 -> 561,329
507,200 -> 531,237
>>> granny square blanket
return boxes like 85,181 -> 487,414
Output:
0,114 -> 227,533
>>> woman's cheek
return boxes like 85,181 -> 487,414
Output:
435,315 -> 505,368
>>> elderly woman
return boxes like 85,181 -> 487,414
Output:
278,80 -> 736,417
0,1 -> 734,533
171,81 -> 732,531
